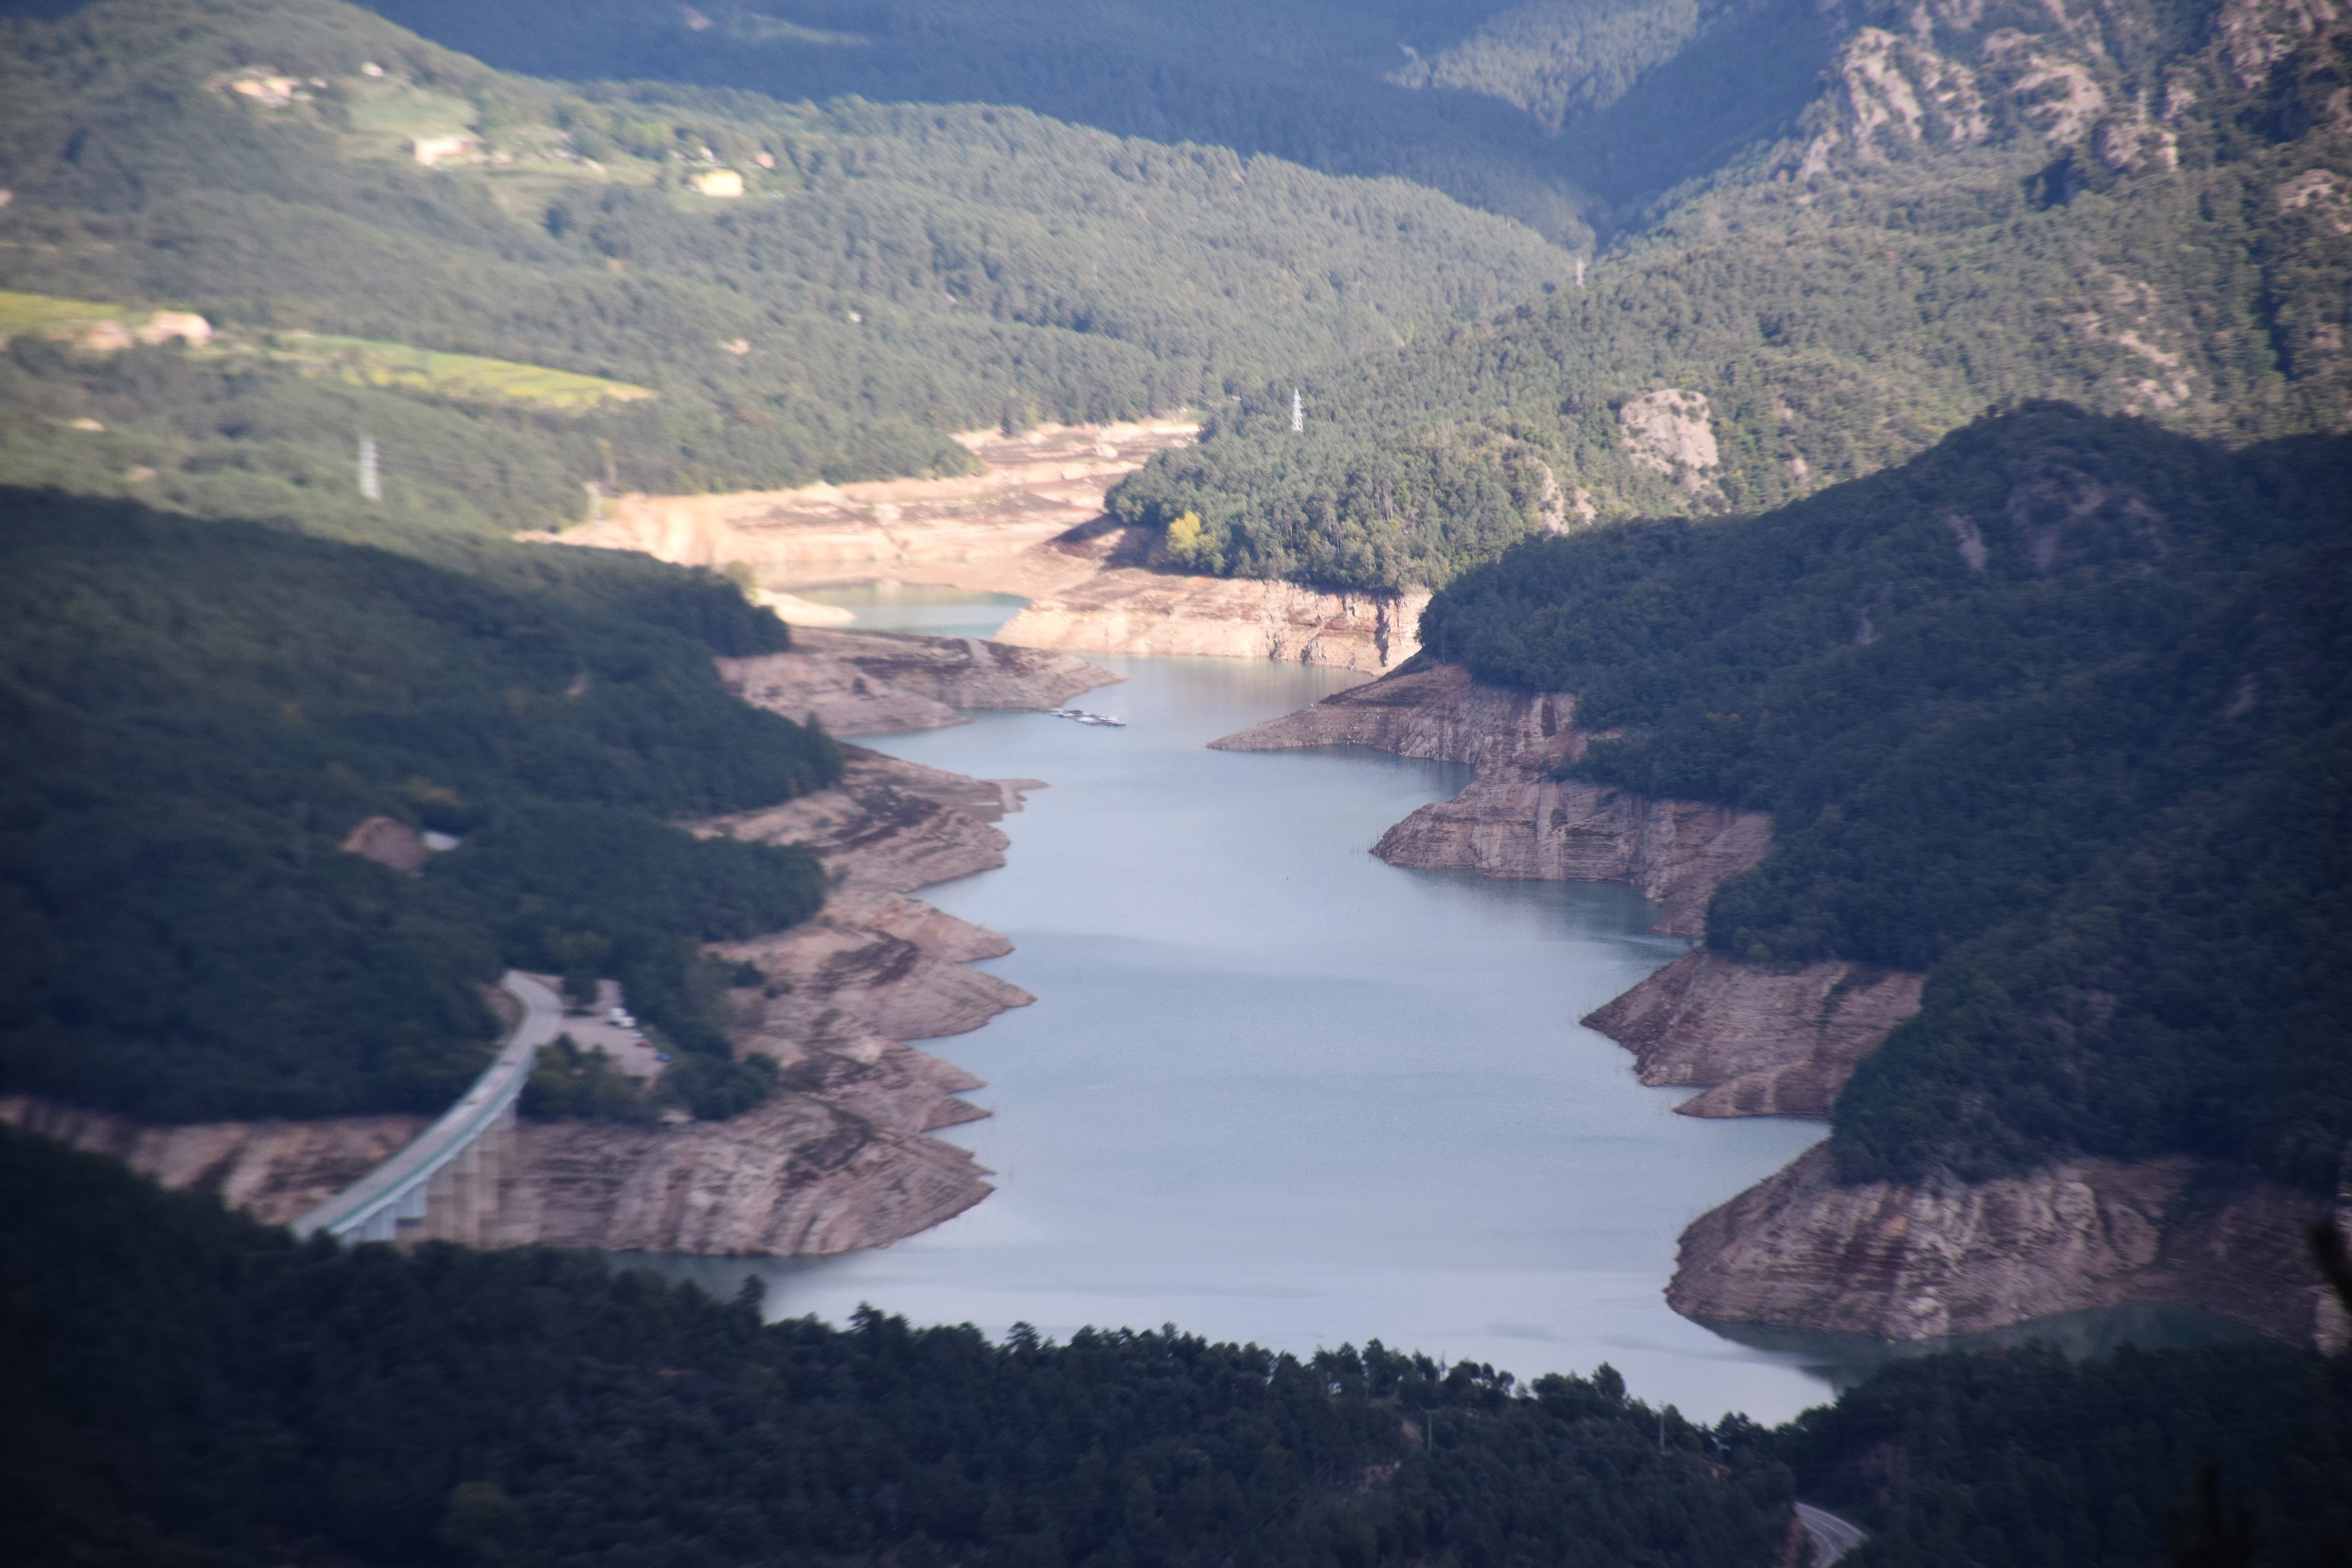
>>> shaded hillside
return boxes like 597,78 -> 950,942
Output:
1111,0 -> 2352,591
0,1126 -> 1798,1568
0,491 -> 833,1121
1420,406 -> 2352,1189
0,0 -> 1564,539
9,1125 -> 2347,1567
1782,1342 -> 2352,1567
365,0 -> 1867,245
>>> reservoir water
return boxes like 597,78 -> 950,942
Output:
652,587 -> 1839,1423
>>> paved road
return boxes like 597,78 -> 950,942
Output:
1796,1502 -> 1870,1565
292,971 -> 562,1241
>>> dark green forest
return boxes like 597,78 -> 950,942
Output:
0,1129 -> 1798,1568
1783,1341 -> 2352,1567
1106,0 -> 2352,591
0,489 -> 835,1121
0,0 -> 1564,539
5,1128 -> 2347,1568
360,0 -> 1850,245
1420,405 -> 2352,1188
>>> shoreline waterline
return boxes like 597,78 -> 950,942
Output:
624,593 -> 2232,1426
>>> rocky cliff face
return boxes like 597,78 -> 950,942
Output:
1231,657 -> 2341,1346
994,572 -> 1427,675
719,627 -> 1119,737
1215,660 -> 1770,935
1584,952 -> 1924,1117
1670,1145 -> 2345,1346
531,420 -> 1423,675
0,1096 -> 425,1227
1372,773 -> 1767,939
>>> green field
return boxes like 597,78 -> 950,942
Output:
0,289 -> 131,331
272,332 -> 655,408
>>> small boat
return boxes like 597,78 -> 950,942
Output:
1049,708 -> 1127,728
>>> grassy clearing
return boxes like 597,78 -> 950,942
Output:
0,290 -> 127,331
275,334 -> 655,408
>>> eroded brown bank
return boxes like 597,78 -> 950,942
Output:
1215,657 -> 2349,1350
533,421 -> 1428,676
3,629 -> 1115,1257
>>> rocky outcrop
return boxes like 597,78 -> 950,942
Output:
498,1087 -> 992,1255
993,572 -> 1427,675
1670,1145 -> 2346,1346
1214,660 -> 1770,935
1583,952 -> 1925,1117
721,891 -> 1031,1059
1372,771 -> 1767,939
719,627 -> 1119,737
1213,659 -> 1571,772
0,1096 -> 426,1227
1228,657 -> 2346,1347
696,745 -> 1036,892
1616,389 -> 1721,493
530,420 -> 1423,674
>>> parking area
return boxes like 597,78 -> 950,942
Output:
555,979 -> 668,1080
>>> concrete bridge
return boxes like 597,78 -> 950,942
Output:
292,972 -> 561,1245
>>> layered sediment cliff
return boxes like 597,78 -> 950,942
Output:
1670,1145 -> 2347,1348
995,572 -> 1426,676
0,1097 -> 425,1228
719,626 -> 1118,737
11,633 -> 1108,1259
531,420 -> 1423,673
1227,658 -> 2339,1345
1584,953 -> 1924,1117
1215,660 -> 1769,936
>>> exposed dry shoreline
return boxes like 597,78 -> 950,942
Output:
1217,656 -> 2349,1349
3,629 -> 1113,1257
532,421 -> 1425,676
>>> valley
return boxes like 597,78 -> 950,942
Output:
4,0 -> 2350,1559
550,420 -> 1432,672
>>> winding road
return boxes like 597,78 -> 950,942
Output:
291,971 -> 562,1242
1796,1501 -> 1870,1565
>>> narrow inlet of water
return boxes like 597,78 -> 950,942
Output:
633,593 -> 1864,1424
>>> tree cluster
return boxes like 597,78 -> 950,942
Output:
9,1128 -> 2349,1567
0,489 -> 836,1122
0,0 -> 1565,535
1419,405 -> 2352,1188
0,1128 -> 1798,1568
1105,0 -> 2352,591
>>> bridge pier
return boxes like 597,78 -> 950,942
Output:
293,974 -> 558,1248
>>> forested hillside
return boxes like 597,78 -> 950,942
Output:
0,0 -> 1563,542
1421,405 -> 2352,1190
1110,0 -> 2352,591
0,1128 -> 1799,1568
9,1126 -> 2346,1568
362,0 -> 1849,245
0,490 -> 834,1121
1784,1341 -> 2352,1567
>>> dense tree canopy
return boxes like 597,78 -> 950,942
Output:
0,0 -> 1565,540
1108,0 -> 2352,591
0,1128 -> 1799,1568
1420,406 -> 2352,1187
7,1128 -> 2347,1567
0,490 -> 835,1120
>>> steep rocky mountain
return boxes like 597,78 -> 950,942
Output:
1111,0 -> 2352,591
